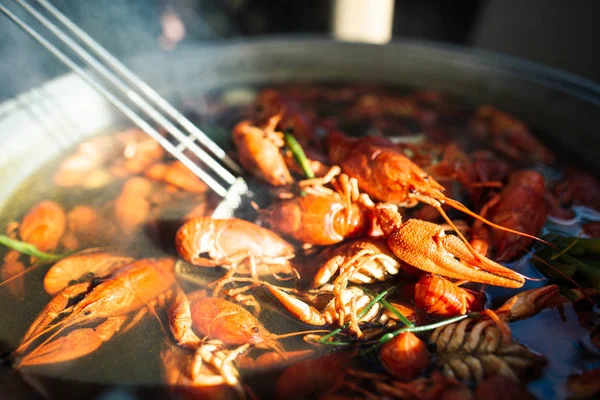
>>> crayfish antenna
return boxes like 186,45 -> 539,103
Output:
216,277 -> 303,294
13,310 -> 79,356
523,276 -> 546,282
274,329 -> 332,340
442,197 -> 555,248
412,194 -> 484,260
481,309 -> 512,343
0,263 -> 38,288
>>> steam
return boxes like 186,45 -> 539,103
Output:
0,0 -> 222,101
0,16 -> 53,101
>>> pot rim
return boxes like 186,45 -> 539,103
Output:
2,36 -> 599,114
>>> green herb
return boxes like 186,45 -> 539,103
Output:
558,285 -> 579,302
377,313 -> 477,345
569,257 -> 600,291
534,234 -> 600,292
317,285 -> 398,344
544,234 -> 600,257
0,234 -> 67,263
311,339 -> 350,346
532,255 -> 577,280
314,287 -> 477,351
379,298 -> 414,328
284,131 -> 315,179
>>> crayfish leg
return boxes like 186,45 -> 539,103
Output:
228,293 -> 261,315
169,287 -> 202,349
120,305 -> 150,335
193,342 -> 247,391
160,342 -> 225,387
312,255 -> 344,288
264,284 -> 328,326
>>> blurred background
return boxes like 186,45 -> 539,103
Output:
1,0 -> 598,101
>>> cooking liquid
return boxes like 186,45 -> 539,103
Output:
0,83 -> 598,399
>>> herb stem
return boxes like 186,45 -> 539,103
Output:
551,237 -> 580,260
318,285 -> 398,344
309,339 -> 349,346
379,298 -> 415,328
378,313 -> 478,345
284,131 -> 315,179
0,234 -> 66,262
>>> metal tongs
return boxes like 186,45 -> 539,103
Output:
0,0 -> 252,219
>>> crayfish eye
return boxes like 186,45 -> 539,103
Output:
91,277 -> 104,286
251,326 -> 260,334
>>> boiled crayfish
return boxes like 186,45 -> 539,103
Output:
375,203 -> 526,288
258,166 -> 377,245
14,258 -> 175,367
175,217 -> 297,289
414,274 -> 485,317
471,170 -> 550,261
326,130 -> 546,256
165,287 -> 322,395
232,114 -> 293,186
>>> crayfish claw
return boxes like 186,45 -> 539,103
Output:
495,285 -> 560,322
17,315 -> 127,368
438,233 -> 526,288
381,214 -> 525,288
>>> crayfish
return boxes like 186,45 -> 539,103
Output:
326,130 -> 548,259
175,216 -> 297,295
258,166 -> 377,245
13,258 -> 175,367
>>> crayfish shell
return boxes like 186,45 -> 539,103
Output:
430,317 -> 547,383
379,332 -> 431,381
414,275 -> 485,317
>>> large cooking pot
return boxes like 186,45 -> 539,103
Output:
1,38 -> 599,399
2,38 -> 600,199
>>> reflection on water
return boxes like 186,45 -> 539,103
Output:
516,306 -> 591,399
